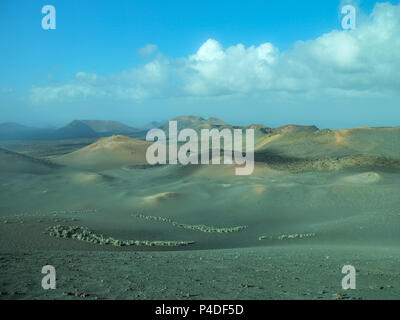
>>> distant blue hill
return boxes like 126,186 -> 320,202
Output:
0,120 -> 141,140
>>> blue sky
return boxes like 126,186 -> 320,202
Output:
0,0 -> 399,128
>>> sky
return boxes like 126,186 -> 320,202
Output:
0,0 -> 399,129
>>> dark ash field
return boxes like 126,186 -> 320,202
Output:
1,118 -> 400,300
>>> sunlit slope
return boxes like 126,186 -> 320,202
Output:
54,135 -> 151,170
53,127 -> 400,172
255,127 -> 400,159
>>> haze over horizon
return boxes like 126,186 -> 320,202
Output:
1,115 -> 400,132
1,0 -> 400,129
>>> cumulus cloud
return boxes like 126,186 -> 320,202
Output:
138,44 -> 158,57
184,39 -> 278,96
30,3 -> 400,104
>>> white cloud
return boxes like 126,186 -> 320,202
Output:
138,44 -> 158,57
184,40 -> 278,96
30,3 -> 400,105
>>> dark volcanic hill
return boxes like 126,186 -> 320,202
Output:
53,121 -> 98,139
0,147 -> 60,174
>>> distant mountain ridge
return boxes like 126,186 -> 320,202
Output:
78,120 -> 139,134
151,116 -> 319,144
0,122 -> 54,140
1,116 -> 320,141
2,116 -> 399,154
0,120 -> 140,140
53,121 -> 98,139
